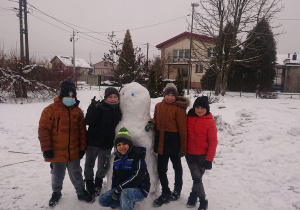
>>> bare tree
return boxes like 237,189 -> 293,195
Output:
193,0 -> 283,95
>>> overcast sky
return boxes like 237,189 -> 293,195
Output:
0,0 -> 299,64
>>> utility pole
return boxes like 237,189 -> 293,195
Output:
19,0 -> 24,63
23,0 -> 29,64
72,30 -> 76,80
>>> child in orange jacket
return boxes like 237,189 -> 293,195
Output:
185,96 -> 218,210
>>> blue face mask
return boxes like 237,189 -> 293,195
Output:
62,98 -> 76,107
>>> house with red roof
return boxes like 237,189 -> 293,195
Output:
156,31 -> 215,89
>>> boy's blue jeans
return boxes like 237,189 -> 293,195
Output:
98,187 -> 145,210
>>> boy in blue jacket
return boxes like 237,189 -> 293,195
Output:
98,128 -> 151,210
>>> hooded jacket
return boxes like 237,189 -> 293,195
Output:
187,111 -> 218,161
85,100 -> 122,149
112,146 -> 151,197
151,96 -> 189,155
38,96 -> 87,162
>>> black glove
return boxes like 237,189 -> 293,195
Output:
112,191 -> 120,200
204,160 -> 212,170
144,122 -> 154,132
43,150 -> 54,159
179,153 -> 186,157
91,96 -> 97,106
79,151 -> 85,159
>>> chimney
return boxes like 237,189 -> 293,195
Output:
288,53 -> 290,58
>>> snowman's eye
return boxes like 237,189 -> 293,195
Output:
131,93 -> 134,96
122,92 -> 124,95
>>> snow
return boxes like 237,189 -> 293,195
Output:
56,55 -> 91,68
0,85 -> 300,210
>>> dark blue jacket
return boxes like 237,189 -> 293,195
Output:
112,146 -> 151,197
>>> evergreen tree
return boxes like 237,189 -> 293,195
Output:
174,70 -> 184,96
157,76 -> 163,96
146,66 -> 157,98
242,18 -> 276,91
117,30 -> 136,84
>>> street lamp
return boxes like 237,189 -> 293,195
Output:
187,2 -> 199,95
70,30 -> 79,83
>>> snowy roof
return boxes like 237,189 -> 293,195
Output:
277,53 -> 300,65
53,55 -> 91,68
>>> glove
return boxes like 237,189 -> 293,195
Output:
43,150 -> 54,159
204,160 -> 212,170
112,191 -> 120,200
144,122 -> 154,132
91,96 -> 97,106
179,153 -> 186,157
79,151 -> 85,159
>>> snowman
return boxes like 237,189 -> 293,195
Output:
106,82 -> 159,195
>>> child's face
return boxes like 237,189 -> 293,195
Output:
164,93 -> 176,104
106,94 -> 119,103
116,142 -> 129,155
195,106 -> 207,117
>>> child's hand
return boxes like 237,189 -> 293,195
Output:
179,152 -> 186,157
43,150 -> 54,158
112,191 -> 120,200
204,160 -> 212,170
145,122 -> 154,132
91,96 -> 97,106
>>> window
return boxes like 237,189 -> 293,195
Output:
104,62 -> 108,66
173,49 -> 190,59
207,47 -> 215,58
195,64 -> 203,73
178,68 -> 188,77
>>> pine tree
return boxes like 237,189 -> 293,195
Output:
117,30 -> 136,84
146,66 -> 157,98
157,76 -> 163,96
174,70 -> 184,96
242,18 -> 276,91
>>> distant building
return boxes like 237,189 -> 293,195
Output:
156,31 -> 215,89
51,55 -> 91,77
276,52 -> 300,93
93,60 -> 117,81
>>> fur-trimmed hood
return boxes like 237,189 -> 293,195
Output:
176,96 -> 190,110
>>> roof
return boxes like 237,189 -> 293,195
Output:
51,55 -> 91,68
156,31 -> 215,49
277,53 -> 300,65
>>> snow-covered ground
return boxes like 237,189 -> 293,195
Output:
0,86 -> 300,210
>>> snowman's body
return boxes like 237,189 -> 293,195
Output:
106,82 -> 159,194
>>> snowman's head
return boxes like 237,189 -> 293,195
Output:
120,82 -> 150,116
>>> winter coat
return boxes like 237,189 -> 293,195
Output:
38,96 -> 87,162
187,112 -> 218,162
151,96 -> 189,155
85,100 -> 122,149
112,146 -> 151,197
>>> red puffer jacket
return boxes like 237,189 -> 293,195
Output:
187,113 -> 218,161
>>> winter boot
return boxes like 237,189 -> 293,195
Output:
186,191 -> 197,208
49,192 -> 62,207
198,197 -> 208,210
170,187 -> 181,201
94,177 -> 103,196
86,179 -> 97,197
77,189 -> 95,203
153,193 -> 171,207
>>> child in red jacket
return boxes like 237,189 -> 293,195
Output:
185,96 -> 218,210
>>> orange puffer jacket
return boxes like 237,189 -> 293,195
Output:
187,113 -> 218,161
38,96 -> 87,162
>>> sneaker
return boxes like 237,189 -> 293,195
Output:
49,192 -> 62,207
198,198 -> 208,210
186,191 -> 197,208
78,190 -> 95,203
153,194 -> 171,207
170,189 -> 181,201
94,187 -> 102,196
